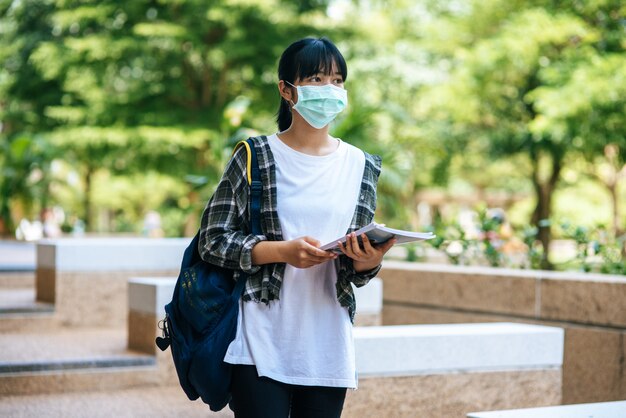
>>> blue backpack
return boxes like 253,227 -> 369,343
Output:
156,137 -> 262,412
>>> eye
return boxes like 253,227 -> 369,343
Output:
309,76 -> 322,82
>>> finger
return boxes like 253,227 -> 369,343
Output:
303,251 -> 337,265
343,236 -> 356,257
360,234 -> 374,252
310,248 -> 337,260
379,238 -> 397,254
305,244 -> 335,258
350,233 -> 364,257
302,236 -> 321,247
344,238 -> 361,260
310,255 -> 335,264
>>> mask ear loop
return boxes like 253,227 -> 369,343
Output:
283,81 -> 297,108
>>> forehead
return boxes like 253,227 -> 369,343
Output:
317,63 -> 342,75
298,61 -> 342,79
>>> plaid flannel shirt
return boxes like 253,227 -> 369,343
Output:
198,135 -> 382,322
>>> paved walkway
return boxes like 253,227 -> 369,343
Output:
0,386 -> 234,418
0,328 -> 140,363
0,289 -> 49,313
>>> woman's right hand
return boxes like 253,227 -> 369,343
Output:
252,237 -> 336,268
281,236 -> 337,268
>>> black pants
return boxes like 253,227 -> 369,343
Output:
230,365 -> 347,418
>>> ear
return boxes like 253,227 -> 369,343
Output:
278,80 -> 294,103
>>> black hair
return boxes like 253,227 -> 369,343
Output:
276,37 -> 348,131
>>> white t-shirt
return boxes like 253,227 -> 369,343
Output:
224,133 -> 365,388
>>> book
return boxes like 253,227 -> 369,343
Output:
321,222 -> 436,253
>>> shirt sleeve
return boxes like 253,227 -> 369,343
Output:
197,146 -> 267,274
337,254 -> 382,287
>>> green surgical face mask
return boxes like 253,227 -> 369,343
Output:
287,81 -> 348,129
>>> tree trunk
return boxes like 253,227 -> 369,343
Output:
0,202 -> 12,236
607,182 -> 620,236
530,148 -> 562,270
0,183 -> 13,236
605,181 -> 626,260
589,162 -> 621,237
83,167 -> 93,232
40,177 -> 50,222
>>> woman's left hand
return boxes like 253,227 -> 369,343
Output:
337,232 -> 396,272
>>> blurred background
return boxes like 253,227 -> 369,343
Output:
1,0 -> 624,272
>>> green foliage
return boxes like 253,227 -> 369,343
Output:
1,0 -> 625,258
0,134 -> 56,232
425,221 -> 471,266
520,225 -> 544,270
411,0 -> 626,267
0,0 -> 338,233
420,210 -> 624,274
558,221 -> 626,274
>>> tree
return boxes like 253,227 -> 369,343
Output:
328,0 -> 452,228
0,0 -> 61,234
530,53 -> 626,236
415,0 -> 625,268
1,0 -> 336,233
0,134 -> 55,235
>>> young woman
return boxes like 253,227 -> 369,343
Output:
198,37 -> 395,418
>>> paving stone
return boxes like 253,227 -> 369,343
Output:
0,385 -> 234,418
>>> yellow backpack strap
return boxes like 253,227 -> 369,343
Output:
233,140 -> 252,185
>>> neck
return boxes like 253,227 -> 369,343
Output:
277,113 -> 337,156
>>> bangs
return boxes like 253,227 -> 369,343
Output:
293,39 -> 347,82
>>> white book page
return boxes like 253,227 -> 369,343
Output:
321,222 -> 435,253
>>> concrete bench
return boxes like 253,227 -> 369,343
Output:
127,277 -> 177,355
345,322 -> 564,417
379,261 -> 626,405
354,322 -> 563,376
37,238 -> 382,328
127,278 -> 564,417
468,400 -> 626,417
127,277 -> 383,354
0,271 -> 35,288
37,238 -> 188,326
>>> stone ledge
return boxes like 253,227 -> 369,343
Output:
381,260 -> 626,328
129,278 -> 176,316
379,262 -> 538,317
0,356 -> 155,374
0,271 -> 35,288
354,322 -> 564,377
468,400 -> 626,417
379,261 -> 626,405
37,238 -> 189,271
541,278 -> 626,327
345,368 -> 561,418
0,288 -> 53,314
128,275 -> 385,353
128,276 -> 384,318
381,260 -> 626,283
